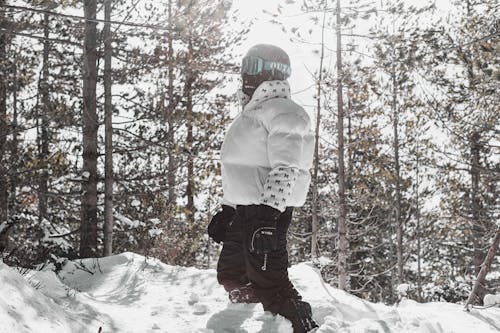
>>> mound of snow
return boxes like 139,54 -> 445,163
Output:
484,294 -> 500,308
1,252 -> 500,333
0,261 -> 86,332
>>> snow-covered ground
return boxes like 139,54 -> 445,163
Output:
1,252 -> 499,333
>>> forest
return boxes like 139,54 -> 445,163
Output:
0,0 -> 498,308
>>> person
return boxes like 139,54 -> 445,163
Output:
208,44 -> 317,333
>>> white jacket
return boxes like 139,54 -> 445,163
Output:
221,80 -> 315,212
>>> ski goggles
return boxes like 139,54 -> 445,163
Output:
241,56 -> 291,78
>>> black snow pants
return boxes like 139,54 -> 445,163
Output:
216,205 -> 300,311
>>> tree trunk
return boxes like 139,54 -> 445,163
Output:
336,0 -> 348,291
465,229 -> 500,309
311,5 -> 327,260
3,60 -> 19,253
166,0 -> 177,211
10,62 -> 18,217
415,132 -> 422,301
38,12 -> 50,224
462,0 -> 484,277
470,131 -> 483,275
103,0 -> 114,257
186,39 -> 195,227
392,69 -> 404,284
80,0 -> 99,258
346,94 -> 352,191
0,0 -> 9,252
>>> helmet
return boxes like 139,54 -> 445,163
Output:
241,44 -> 291,97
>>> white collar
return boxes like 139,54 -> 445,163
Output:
238,80 -> 291,112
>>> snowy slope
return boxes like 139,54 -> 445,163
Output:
1,253 -> 499,333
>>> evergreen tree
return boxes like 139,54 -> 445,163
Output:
80,0 -> 99,258
421,0 -> 499,302
0,0 -> 8,252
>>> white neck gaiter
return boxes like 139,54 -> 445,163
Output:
238,80 -> 291,112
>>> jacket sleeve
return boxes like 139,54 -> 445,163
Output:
259,111 -> 311,212
221,197 -> 236,209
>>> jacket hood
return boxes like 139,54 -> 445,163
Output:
238,80 -> 291,112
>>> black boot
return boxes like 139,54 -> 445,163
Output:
275,298 -> 318,333
263,281 -> 318,333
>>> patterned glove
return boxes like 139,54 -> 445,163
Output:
208,205 -> 235,243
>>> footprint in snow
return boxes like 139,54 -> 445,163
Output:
193,303 -> 208,315
150,305 -> 164,316
189,292 -> 200,305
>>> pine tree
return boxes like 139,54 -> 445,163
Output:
0,1 -> 81,263
102,0 -> 113,257
420,0 -> 499,301
0,0 -> 8,252
38,9 -> 50,225
335,0 -> 349,291
80,0 -> 99,258
309,0 -> 329,261
99,0 -> 243,265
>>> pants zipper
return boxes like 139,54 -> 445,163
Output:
261,253 -> 268,271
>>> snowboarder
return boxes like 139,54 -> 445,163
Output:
208,44 -> 318,333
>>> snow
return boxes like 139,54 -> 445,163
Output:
148,227 -> 163,238
484,294 -> 500,308
1,252 -> 500,333
115,212 -> 141,228
397,283 -> 411,297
